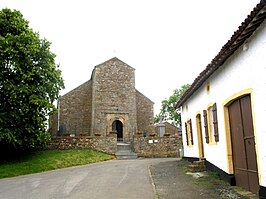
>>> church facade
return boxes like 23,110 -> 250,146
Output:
49,57 -> 154,141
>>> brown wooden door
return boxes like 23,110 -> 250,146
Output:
228,95 -> 259,194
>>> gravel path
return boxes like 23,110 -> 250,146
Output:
150,159 -> 258,199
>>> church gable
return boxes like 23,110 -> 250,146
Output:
93,57 -> 135,71
91,57 -> 136,94
91,57 -> 138,139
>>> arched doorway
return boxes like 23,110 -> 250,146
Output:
112,120 -> 123,142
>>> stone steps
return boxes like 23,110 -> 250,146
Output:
117,143 -> 131,150
188,160 -> 206,172
115,143 -> 138,160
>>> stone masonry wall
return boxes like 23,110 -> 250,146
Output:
49,80 -> 92,136
164,122 -> 180,135
136,90 -> 154,135
154,122 -> 181,136
133,135 -> 182,158
49,135 -> 117,154
49,135 -> 182,158
91,58 -> 137,139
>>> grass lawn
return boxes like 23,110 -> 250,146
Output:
0,149 -> 114,179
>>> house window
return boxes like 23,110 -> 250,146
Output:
208,106 -> 215,141
203,103 -> 219,144
185,119 -> 194,146
212,103 -> 219,142
203,110 -> 209,143
185,122 -> 189,146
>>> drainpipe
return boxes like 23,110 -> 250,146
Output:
57,98 -> 60,133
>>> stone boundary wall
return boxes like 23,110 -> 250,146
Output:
49,135 -> 117,154
133,135 -> 182,158
49,135 -> 183,158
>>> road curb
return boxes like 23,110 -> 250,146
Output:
148,165 -> 159,199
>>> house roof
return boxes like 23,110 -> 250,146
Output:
176,0 -> 266,108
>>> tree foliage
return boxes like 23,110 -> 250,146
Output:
0,8 -> 64,152
155,84 -> 190,127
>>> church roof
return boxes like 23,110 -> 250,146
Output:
136,89 -> 154,104
90,57 -> 135,80
176,0 -> 266,108
94,57 -> 135,70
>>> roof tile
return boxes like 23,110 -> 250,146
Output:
176,1 -> 266,108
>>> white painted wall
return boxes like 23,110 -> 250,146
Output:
181,20 -> 266,186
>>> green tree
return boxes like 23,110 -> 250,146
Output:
155,84 -> 190,127
0,8 -> 64,152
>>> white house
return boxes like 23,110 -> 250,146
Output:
176,1 -> 266,197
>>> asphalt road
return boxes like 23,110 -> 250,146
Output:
0,158 -> 177,199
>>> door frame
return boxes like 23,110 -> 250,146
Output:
196,113 -> 204,158
223,89 -> 260,184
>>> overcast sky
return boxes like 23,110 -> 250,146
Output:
1,0 -> 259,114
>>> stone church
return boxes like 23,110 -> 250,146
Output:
49,57 -> 154,141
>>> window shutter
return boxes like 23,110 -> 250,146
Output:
189,119 -> 193,145
185,122 -> 189,146
203,110 -> 209,143
212,103 -> 219,142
